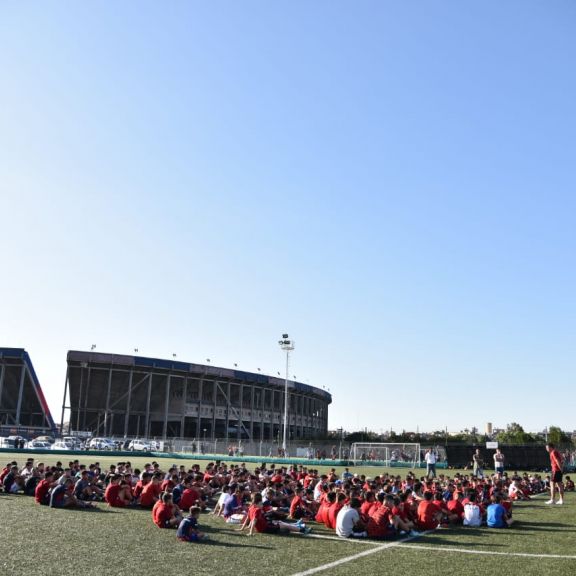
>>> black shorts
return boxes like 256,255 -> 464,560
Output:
263,523 -> 281,534
552,470 -> 563,483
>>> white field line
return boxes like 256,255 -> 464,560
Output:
398,544 -> 576,560
292,492 -> 567,574
290,532 -> 429,576
305,534 -> 379,544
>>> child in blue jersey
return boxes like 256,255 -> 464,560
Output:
177,506 -> 206,542
487,494 -> 513,528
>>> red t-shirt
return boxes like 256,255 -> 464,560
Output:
550,449 -> 563,473
248,505 -> 268,533
327,502 -> 344,529
35,479 -> 51,504
140,482 -> 160,507
152,502 -> 173,528
360,500 -> 376,520
180,487 -> 200,510
105,483 -> 125,507
417,500 -> 440,530
446,499 -> 464,519
289,495 -> 304,518
315,501 -> 329,524
367,505 -> 394,538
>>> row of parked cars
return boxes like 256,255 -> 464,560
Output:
0,435 -> 160,451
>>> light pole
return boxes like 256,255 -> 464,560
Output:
278,334 -> 294,454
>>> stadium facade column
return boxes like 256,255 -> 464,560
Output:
145,373 -> 153,438
60,365 -> 69,434
196,377 -> 203,441
15,361 -> 26,425
0,362 -> 4,410
211,380 -> 217,441
299,393 -> 304,439
162,373 -> 171,440
83,366 -> 91,430
75,365 -> 83,432
124,369 -> 134,438
103,368 -> 113,436
180,376 -> 188,440
239,382 -> 244,442
250,383 -> 255,442
23,361 -> 51,430
259,390 -> 264,443
225,380 -> 231,442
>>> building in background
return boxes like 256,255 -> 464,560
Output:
64,350 -> 331,442
0,348 -> 57,436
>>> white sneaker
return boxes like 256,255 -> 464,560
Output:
545,499 -> 555,504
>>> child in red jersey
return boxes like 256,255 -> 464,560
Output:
239,493 -> 310,536
35,471 -> 55,505
416,492 -> 442,530
326,492 -> 347,529
105,475 -> 132,507
152,492 -> 182,528
289,487 -> 314,520
445,491 -> 464,523
140,474 -> 162,508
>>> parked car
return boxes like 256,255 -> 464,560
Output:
35,435 -> 55,444
0,437 -> 17,448
127,439 -> 152,451
88,437 -> 116,451
52,440 -> 74,450
25,439 -> 52,449
62,436 -> 84,449
8,435 -> 27,448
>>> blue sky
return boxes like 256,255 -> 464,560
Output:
1,1 -> 575,434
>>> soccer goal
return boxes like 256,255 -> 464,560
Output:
351,442 -> 422,467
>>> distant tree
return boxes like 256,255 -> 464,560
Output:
344,430 -> 380,443
496,422 -> 536,444
547,425 -> 572,446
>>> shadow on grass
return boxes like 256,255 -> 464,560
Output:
514,520 -> 576,531
412,537 -> 509,549
200,539 -> 273,550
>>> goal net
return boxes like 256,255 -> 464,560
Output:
351,442 -> 421,467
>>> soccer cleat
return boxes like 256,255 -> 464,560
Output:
409,530 -> 422,537
556,500 -> 564,505
304,526 -> 312,534
545,499 -> 555,504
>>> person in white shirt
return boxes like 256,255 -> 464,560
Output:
336,498 -> 367,538
424,449 -> 437,478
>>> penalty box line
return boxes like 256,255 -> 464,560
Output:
399,543 -> 576,560
290,532 -> 430,576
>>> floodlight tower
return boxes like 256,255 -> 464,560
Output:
278,334 -> 294,453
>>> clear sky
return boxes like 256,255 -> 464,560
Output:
1,1 -> 575,435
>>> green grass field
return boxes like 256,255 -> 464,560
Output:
1,452 -> 575,576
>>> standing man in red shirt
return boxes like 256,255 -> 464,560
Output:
545,443 -> 564,505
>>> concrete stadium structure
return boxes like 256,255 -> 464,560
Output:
65,351 -> 331,442
0,348 -> 56,435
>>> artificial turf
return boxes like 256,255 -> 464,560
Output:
0,452 -> 574,576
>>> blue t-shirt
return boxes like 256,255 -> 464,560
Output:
487,503 -> 507,528
177,516 -> 199,541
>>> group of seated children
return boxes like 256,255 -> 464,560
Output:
3,457 -> 569,543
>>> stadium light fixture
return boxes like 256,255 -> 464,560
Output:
91,344 -> 96,351
278,334 -> 294,453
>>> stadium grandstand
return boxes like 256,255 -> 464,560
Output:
0,348 -> 57,436
64,350 -> 331,442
